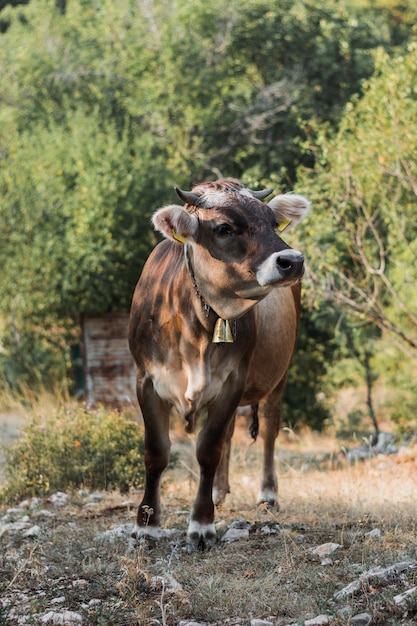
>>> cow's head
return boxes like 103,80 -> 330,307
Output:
152,179 -> 310,319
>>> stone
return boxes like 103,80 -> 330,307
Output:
310,543 -> 342,557
48,492 -> 69,507
0,521 -> 31,537
230,519 -> 252,530
375,432 -> 398,455
94,523 -> 134,542
337,606 -> 352,618
88,492 -> 105,501
151,574 -> 182,592
350,613 -> 372,625
393,586 -> 417,607
220,527 -> 250,543
40,610 -> 83,624
304,615 -> 331,626
364,528 -> 382,540
23,525 -> 41,538
250,620 -> 273,626
333,561 -> 417,601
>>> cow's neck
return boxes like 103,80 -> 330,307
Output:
184,245 -> 257,342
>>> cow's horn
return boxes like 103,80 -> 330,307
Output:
250,188 -> 274,200
175,187 -> 201,207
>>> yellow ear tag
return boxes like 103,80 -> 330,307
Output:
277,219 -> 292,232
172,228 -> 186,244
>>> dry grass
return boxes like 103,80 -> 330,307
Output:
1,413 -> 417,625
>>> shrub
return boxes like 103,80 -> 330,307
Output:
388,389 -> 417,441
0,407 -> 145,503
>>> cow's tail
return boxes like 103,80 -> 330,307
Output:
249,404 -> 259,441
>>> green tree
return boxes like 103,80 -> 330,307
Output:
0,0 -> 415,399
297,44 -> 417,353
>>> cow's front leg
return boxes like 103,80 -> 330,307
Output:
187,390 -> 243,551
132,382 -> 171,540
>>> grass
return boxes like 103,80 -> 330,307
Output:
0,402 -> 417,625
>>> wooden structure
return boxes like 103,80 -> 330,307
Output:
81,313 -> 136,407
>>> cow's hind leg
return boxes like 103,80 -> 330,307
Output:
132,381 -> 171,540
258,378 -> 286,508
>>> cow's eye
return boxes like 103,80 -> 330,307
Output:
215,223 -> 233,238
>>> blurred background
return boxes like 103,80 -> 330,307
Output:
0,0 -> 416,442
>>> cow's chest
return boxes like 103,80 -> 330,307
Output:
148,337 -> 248,416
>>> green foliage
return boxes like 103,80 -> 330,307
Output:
283,314 -> 335,431
0,408 -> 145,503
296,43 -> 417,354
386,389 -> 417,440
0,0 -> 416,427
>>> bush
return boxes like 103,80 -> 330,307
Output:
388,389 -> 417,441
0,407 -> 145,503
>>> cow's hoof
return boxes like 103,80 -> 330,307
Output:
257,488 -> 278,510
131,524 -> 166,541
186,521 -> 217,552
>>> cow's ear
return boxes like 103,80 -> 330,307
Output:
152,205 -> 199,244
268,194 -> 310,232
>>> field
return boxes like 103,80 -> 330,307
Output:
0,412 -> 417,626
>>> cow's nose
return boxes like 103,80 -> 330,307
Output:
276,250 -> 304,277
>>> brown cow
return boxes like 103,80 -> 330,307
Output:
128,178 -> 310,550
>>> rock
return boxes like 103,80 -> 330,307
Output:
350,613 -> 372,625
220,527 -> 250,543
22,525 -> 41,538
48,492 -> 69,507
18,497 -> 43,509
310,543 -> 342,557
345,445 -> 374,463
321,558 -> 333,566
40,610 -> 83,624
304,615 -> 331,625
334,578 -> 363,600
393,586 -> 417,607
334,561 -> 417,601
88,492 -> 104,501
178,622 -> 209,626
337,606 -> 352,618
375,432 -> 398,455
230,519 -> 252,530
364,528 -> 382,540
34,509 -> 54,518
71,579 -> 89,588
151,574 -> 182,592
94,523 -> 134,542
0,521 -> 31,537
251,620 -> 273,626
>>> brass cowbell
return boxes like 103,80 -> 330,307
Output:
212,318 -> 234,343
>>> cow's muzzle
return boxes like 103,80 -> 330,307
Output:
256,249 -> 305,286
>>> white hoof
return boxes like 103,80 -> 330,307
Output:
257,488 -> 278,507
186,520 -> 217,551
131,524 -> 166,541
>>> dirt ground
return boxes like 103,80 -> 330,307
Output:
1,420 -> 417,626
